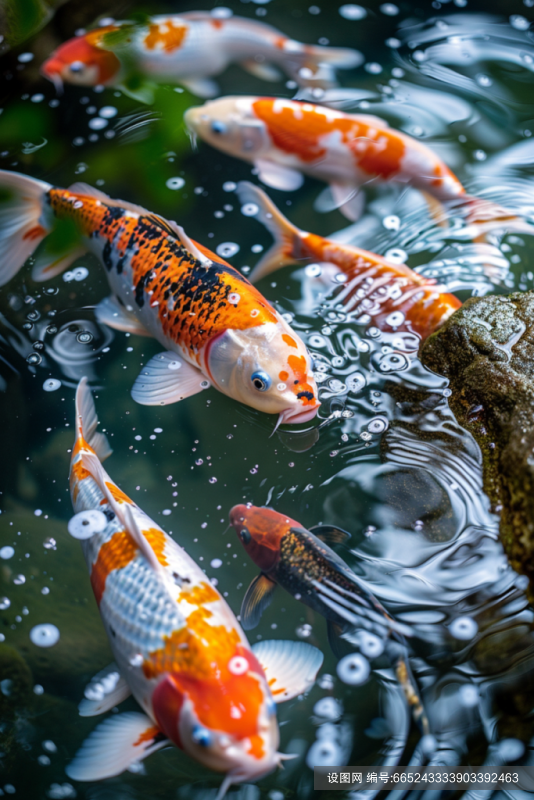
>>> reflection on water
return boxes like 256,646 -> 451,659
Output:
2,0 -> 534,798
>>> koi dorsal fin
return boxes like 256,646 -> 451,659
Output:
75,378 -> 112,462
308,524 -> 351,545
67,182 -> 152,218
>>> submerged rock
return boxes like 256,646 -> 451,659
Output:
421,291 -> 534,598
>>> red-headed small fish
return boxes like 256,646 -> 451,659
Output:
66,379 -> 323,794
185,96 -> 531,228
41,14 -> 362,101
235,182 -> 461,340
0,170 -> 319,427
229,503 -> 410,642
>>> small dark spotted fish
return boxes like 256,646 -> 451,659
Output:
230,503 -> 429,733
0,170 -> 319,425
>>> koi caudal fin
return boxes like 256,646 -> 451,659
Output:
236,181 -> 300,283
464,195 -> 534,239
75,377 -> 112,463
0,169 -> 52,286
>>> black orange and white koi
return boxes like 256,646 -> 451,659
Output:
66,379 -> 323,794
41,14 -> 361,101
185,96 -> 532,229
0,170 -> 319,427
236,182 -> 462,340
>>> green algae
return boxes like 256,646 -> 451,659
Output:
422,291 -> 534,598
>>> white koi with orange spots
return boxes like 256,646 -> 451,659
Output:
41,14 -> 362,100
66,378 -> 323,793
185,96 -> 531,229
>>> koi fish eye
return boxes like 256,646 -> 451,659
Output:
228,655 -> 249,675
211,120 -> 227,135
239,527 -> 251,544
69,61 -> 85,74
192,725 -> 212,747
251,371 -> 271,392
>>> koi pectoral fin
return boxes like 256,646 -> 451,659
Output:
131,351 -> 211,406
78,662 -> 131,717
65,712 -> 168,781
180,77 -> 219,98
252,639 -> 324,703
95,296 -> 153,337
241,60 -> 282,82
254,159 -> 304,192
240,573 -> 277,630
324,183 -> 364,221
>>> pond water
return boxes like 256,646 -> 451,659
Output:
2,0 -> 534,798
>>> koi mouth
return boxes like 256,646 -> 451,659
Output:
274,403 -> 320,433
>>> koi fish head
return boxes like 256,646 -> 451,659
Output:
151,646 -> 281,785
230,504 -> 301,572
206,319 -> 319,427
41,29 -> 121,90
184,97 -> 268,160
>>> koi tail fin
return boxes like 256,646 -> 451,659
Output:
285,44 -> 363,89
0,169 -> 52,287
75,377 -> 112,463
464,195 -> 534,239
236,181 -> 300,283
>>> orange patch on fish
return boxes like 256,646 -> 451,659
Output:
105,481 -> 133,505
287,353 -> 315,403
90,530 -> 137,606
179,581 -> 220,605
144,20 -> 188,52
247,734 -> 265,759
142,527 -> 168,566
70,458 -> 92,484
133,725 -> 160,747
279,370 -> 289,381
282,333 -> 297,348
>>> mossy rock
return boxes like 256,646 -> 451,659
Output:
421,291 -> 534,598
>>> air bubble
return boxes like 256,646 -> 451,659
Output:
209,477 -> 217,483
99,106 -> 117,118
68,510 -> 107,540
217,242 -> 240,258
211,558 -> 222,568
449,615 -> 478,640
223,181 -> 237,192
241,203 -> 259,216
313,696 -> 343,720
27,353 -> 42,366
328,379 -> 347,393
376,352 -> 410,373
88,117 -> 108,130
0,598 -> 10,610
72,267 -> 89,281
305,263 -> 323,277
368,416 -> 388,434
385,248 -> 407,264
30,623 -> 60,647
228,292 -> 240,305
306,738 -> 344,768
296,623 -> 312,638
166,177 -> 185,191
357,632 -> 384,658
459,684 -> 479,707
385,311 -> 405,327
339,4 -> 367,19
510,14 -> 530,29
383,215 -> 401,231
347,373 -> 366,393
43,379 -> 61,392
309,334 -> 326,348
380,3 -> 399,13
0,547 -> 14,559
76,331 -> 93,344
337,653 -> 370,685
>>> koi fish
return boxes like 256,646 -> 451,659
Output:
0,170 -> 319,427
66,379 -> 323,794
235,182 -> 461,340
230,503 -> 429,733
184,96 -> 530,228
41,14 -> 362,102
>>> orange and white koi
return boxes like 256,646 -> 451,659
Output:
0,170 -> 319,427
235,182 -> 461,340
185,96 -> 531,228
66,378 -> 323,793
41,14 -> 362,101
